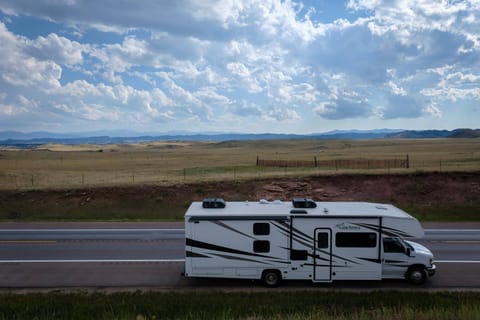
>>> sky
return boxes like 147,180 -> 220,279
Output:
0,0 -> 479,134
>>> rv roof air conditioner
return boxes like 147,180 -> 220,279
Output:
292,198 -> 317,208
202,198 -> 226,209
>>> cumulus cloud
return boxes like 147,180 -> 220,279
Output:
382,95 -> 421,119
315,96 -> 373,120
27,33 -> 85,65
0,23 -> 62,89
263,106 -> 300,121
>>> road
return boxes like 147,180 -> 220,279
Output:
0,222 -> 479,290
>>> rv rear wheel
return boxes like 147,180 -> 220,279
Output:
262,270 -> 281,287
407,267 -> 427,285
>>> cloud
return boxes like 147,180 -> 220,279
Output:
263,106 -> 300,121
382,95 -> 421,119
26,33 -> 85,65
315,96 -> 373,120
0,22 -> 62,89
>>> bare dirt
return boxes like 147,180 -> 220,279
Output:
0,172 -> 479,221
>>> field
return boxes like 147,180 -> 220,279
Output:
0,139 -> 479,221
0,138 -> 479,189
1,290 -> 479,320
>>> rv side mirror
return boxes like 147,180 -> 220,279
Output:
406,248 -> 411,256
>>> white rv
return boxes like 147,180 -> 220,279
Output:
184,198 -> 436,286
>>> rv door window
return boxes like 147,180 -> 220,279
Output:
383,237 -> 405,253
317,232 -> 329,249
253,223 -> 270,235
336,232 -> 377,248
253,240 -> 270,253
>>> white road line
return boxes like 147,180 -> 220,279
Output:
1,228 -> 478,232
1,259 -> 479,264
426,229 -> 480,232
0,259 -> 186,263
0,229 -> 185,232
435,260 -> 480,263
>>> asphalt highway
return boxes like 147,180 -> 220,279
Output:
0,223 -> 479,290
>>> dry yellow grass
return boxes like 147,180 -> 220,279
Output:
0,138 -> 479,189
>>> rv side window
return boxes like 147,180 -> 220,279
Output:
291,249 -> 308,260
253,240 -> 270,253
253,223 -> 270,235
336,232 -> 377,248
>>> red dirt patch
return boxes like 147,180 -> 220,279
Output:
0,172 -> 479,220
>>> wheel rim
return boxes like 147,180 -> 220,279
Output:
265,273 -> 278,286
410,270 -> 425,284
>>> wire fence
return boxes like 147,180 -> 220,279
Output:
256,155 -> 410,170
2,155 -> 479,190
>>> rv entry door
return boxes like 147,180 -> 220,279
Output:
313,228 -> 332,282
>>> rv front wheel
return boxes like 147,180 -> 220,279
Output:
407,267 -> 427,285
262,270 -> 281,287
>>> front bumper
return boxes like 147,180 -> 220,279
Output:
427,264 -> 436,277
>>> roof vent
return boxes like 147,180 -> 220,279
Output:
290,209 -> 307,214
292,198 -> 317,208
202,198 -> 226,209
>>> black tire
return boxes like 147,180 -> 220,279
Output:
262,270 -> 281,287
407,267 -> 427,285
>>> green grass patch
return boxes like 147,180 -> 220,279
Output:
0,291 -> 479,320
400,204 -> 480,222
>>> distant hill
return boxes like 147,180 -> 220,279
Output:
0,128 -> 478,147
449,128 -> 480,138
386,128 -> 480,139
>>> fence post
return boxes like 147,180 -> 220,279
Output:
256,156 -> 259,166
82,174 -> 84,185
314,156 -> 317,167
31,174 -> 34,187
406,154 -> 410,169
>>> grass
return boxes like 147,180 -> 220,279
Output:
0,290 -> 479,320
403,204 -> 480,222
1,139 -> 479,190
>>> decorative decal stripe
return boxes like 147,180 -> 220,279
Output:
291,225 -> 314,243
331,254 -> 360,265
212,221 -> 255,240
357,257 -> 381,264
186,238 -> 278,260
211,253 -> 270,264
266,259 -> 291,265
356,223 -> 410,238
186,251 -> 210,258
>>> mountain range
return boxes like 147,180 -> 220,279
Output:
0,128 -> 478,147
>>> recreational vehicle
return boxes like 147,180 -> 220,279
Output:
184,198 -> 436,286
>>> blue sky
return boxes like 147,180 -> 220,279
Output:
0,0 -> 479,134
